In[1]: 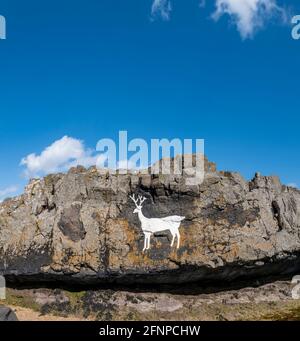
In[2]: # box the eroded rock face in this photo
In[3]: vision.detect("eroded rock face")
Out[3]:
[0,158,300,285]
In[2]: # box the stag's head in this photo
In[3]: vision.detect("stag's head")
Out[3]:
[129,194,147,214]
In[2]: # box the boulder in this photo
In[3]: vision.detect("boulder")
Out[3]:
[0,157,299,285]
[0,306,18,321]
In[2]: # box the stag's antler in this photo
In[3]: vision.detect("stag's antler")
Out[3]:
[138,195,147,206]
[129,194,147,207]
[129,194,139,207]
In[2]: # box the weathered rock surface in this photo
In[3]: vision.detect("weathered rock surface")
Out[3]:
[4,281,300,321]
[0,157,300,285]
[0,306,18,321]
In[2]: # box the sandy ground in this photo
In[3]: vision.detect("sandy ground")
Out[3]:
[8,305,90,321]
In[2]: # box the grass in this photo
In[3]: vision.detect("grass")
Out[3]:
[0,289,40,312]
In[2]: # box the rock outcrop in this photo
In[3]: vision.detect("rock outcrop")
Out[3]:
[0,157,300,285]
[0,306,18,321]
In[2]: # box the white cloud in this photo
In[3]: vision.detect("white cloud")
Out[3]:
[20,136,148,179]
[212,0,285,39]
[118,160,135,170]
[117,160,148,171]
[20,136,99,178]
[0,185,19,202]
[151,0,172,21]
[151,0,286,39]
[287,183,298,189]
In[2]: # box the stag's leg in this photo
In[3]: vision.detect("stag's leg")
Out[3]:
[147,234,151,250]
[176,231,181,249]
[170,231,176,247]
[142,234,147,252]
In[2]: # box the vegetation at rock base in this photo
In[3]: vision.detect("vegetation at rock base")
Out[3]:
[1,281,300,321]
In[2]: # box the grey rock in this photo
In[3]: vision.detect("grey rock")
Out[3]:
[0,306,18,321]
[0,157,300,285]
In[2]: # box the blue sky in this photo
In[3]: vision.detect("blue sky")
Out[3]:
[0,0,300,200]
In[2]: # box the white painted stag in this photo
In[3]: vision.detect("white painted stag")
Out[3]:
[129,194,185,252]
